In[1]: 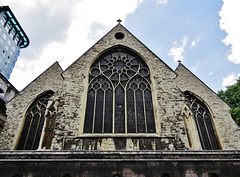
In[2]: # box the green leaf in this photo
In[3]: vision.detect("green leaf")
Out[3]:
[217,79,240,125]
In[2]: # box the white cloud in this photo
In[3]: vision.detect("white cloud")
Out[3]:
[190,35,201,48]
[191,41,197,48]
[219,1,240,64]
[209,72,213,76]
[4,0,144,90]
[168,36,188,63]
[222,73,239,90]
[191,60,200,72]
[156,0,168,5]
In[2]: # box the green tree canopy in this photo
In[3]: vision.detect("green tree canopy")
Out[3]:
[218,78,240,125]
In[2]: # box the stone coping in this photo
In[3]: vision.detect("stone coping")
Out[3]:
[0,150,240,162]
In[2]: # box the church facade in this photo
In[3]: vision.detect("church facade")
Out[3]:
[0,24,240,177]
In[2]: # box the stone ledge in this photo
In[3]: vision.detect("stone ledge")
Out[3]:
[63,137,177,150]
[1,150,240,162]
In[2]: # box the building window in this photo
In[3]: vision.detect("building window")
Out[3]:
[0,69,5,76]
[16,91,54,150]
[0,15,6,26]
[10,28,16,39]
[8,39,11,46]
[14,35,20,45]
[12,45,16,52]
[2,33,7,40]
[115,32,125,40]
[84,47,156,134]
[7,56,11,65]
[5,21,12,32]
[186,93,220,150]
[5,45,9,51]
[2,50,6,57]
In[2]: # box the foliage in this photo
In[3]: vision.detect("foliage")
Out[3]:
[218,79,240,125]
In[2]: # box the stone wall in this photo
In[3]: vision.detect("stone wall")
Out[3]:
[175,63,240,149]
[0,113,5,133]
[0,24,239,151]
[50,24,188,150]
[0,73,18,134]
[0,62,63,150]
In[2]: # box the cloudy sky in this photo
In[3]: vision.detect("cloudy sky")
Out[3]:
[1,0,240,92]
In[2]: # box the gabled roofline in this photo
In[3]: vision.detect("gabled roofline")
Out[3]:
[63,23,177,76]
[20,61,63,93]
[0,73,18,93]
[175,63,216,93]
[116,24,177,75]
[0,6,30,48]
[175,63,233,110]
[63,23,123,72]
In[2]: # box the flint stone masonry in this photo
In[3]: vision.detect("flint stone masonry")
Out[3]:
[0,24,239,152]
[175,64,240,149]
[0,62,63,150]
[49,24,188,150]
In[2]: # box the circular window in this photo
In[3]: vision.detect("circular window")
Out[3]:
[115,32,125,40]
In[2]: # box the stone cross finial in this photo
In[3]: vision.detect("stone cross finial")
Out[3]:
[177,60,182,64]
[117,19,122,23]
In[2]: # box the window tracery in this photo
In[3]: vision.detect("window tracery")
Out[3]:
[84,47,156,134]
[186,93,220,150]
[17,91,54,150]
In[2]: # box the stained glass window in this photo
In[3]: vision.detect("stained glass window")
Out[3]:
[84,47,156,134]
[17,91,54,150]
[187,93,220,150]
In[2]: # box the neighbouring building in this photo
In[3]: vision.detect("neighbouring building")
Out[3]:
[0,73,18,133]
[0,6,29,79]
[0,23,240,177]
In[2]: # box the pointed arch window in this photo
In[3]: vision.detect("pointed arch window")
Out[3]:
[84,47,156,134]
[186,93,220,150]
[17,91,54,150]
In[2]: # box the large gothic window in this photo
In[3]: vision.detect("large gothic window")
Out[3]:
[84,47,156,134]
[186,93,220,150]
[17,91,54,150]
